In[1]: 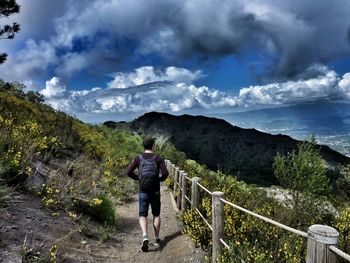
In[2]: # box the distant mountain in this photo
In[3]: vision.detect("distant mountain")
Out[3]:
[124,112,349,186]
[211,101,350,155]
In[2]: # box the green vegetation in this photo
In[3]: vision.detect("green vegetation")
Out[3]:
[160,137,350,262]
[273,136,332,227]
[21,241,58,263]
[0,183,10,208]
[0,80,143,227]
[337,164,350,203]
[74,194,116,226]
[177,160,306,262]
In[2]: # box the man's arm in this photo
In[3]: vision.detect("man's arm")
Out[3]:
[158,158,169,182]
[127,156,139,180]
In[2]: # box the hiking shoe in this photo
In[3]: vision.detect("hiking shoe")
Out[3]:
[141,235,149,252]
[154,238,161,249]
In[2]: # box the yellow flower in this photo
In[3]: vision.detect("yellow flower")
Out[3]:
[68,211,77,219]
[92,198,103,206]
[50,244,58,262]
[25,166,32,174]
[103,170,111,177]
[45,198,54,206]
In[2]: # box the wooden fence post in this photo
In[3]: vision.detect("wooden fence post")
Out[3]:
[176,170,182,210]
[168,161,172,175]
[173,167,179,194]
[191,177,201,210]
[181,172,188,213]
[166,160,171,180]
[306,224,339,263]
[212,191,224,263]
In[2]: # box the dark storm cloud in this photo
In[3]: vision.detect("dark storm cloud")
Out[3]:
[1,0,350,82]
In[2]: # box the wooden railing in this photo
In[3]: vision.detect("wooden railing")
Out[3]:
[165,160,350,263]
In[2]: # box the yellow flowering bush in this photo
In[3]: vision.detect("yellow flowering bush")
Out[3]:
[181,210,212,248]
[74,194,115,226]
[177,159,319,262]
[49,245,59,263]
[336,208,350,253]
[0,113,60,184]
[68,211,77,220]
[72,122,106,159]
[91,198,103,206]
[40,184,62,212]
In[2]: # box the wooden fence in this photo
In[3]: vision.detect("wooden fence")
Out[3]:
[165,160,350,263]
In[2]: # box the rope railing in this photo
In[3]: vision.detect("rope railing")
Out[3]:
[220,198,308,238]
[165,160,350,263]
[185,195,192,204]
[195,208,213,231]
[197,182,212,195]
[330,245,350,262]
[220,238,230,249]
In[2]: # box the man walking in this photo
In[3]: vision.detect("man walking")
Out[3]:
[127,137,169,252]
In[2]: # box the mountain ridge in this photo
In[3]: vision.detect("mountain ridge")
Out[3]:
[108,111,350,185]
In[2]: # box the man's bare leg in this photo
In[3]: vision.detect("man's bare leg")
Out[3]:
[140,216,149,252]
[153,216,161,239]
[139,216,148,236]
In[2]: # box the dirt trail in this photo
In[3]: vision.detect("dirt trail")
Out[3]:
[114,184,205,263]
[0,184,205,263]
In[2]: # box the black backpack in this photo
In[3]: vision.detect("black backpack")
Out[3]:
[138,154,159,192]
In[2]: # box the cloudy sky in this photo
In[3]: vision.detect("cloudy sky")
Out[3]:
[1,0,350,122]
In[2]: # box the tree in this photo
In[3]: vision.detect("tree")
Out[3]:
[0,79,25,98]
[0,0,20,63]
[336,164,350,201]
[273,136,331,226]
[25,91,44,104]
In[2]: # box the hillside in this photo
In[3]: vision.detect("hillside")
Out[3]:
[0,81,204,262]
[125,112,349,185]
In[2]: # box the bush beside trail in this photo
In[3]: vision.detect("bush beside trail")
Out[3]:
[0,80,143,232]
[160,141,350,262]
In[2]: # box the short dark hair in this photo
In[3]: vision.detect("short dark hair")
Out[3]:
[143,137,155,150]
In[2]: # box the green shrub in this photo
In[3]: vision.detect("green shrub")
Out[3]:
[177,158,316,262]
[273,137,332,227]
[0,162,27,186]
[0,183,10,208]
[74,195,116,226]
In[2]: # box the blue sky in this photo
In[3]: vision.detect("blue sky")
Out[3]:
[1,0,350,122]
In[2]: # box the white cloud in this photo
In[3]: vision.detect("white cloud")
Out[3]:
[339,73,350,99]
[238,66,340,106]
[39,67,237,117]
[107,66,202,89]
[0,39,58,83]
[39,65,350,123]
[55,52,89,78]
[41,77,66,98]
[22,80,41,91]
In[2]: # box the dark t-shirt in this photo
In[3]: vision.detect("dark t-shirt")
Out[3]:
[127,152,169,192]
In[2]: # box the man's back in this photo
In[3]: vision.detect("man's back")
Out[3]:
[127,152,168,193]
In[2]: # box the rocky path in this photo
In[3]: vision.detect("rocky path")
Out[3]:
[0,184,205,263]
